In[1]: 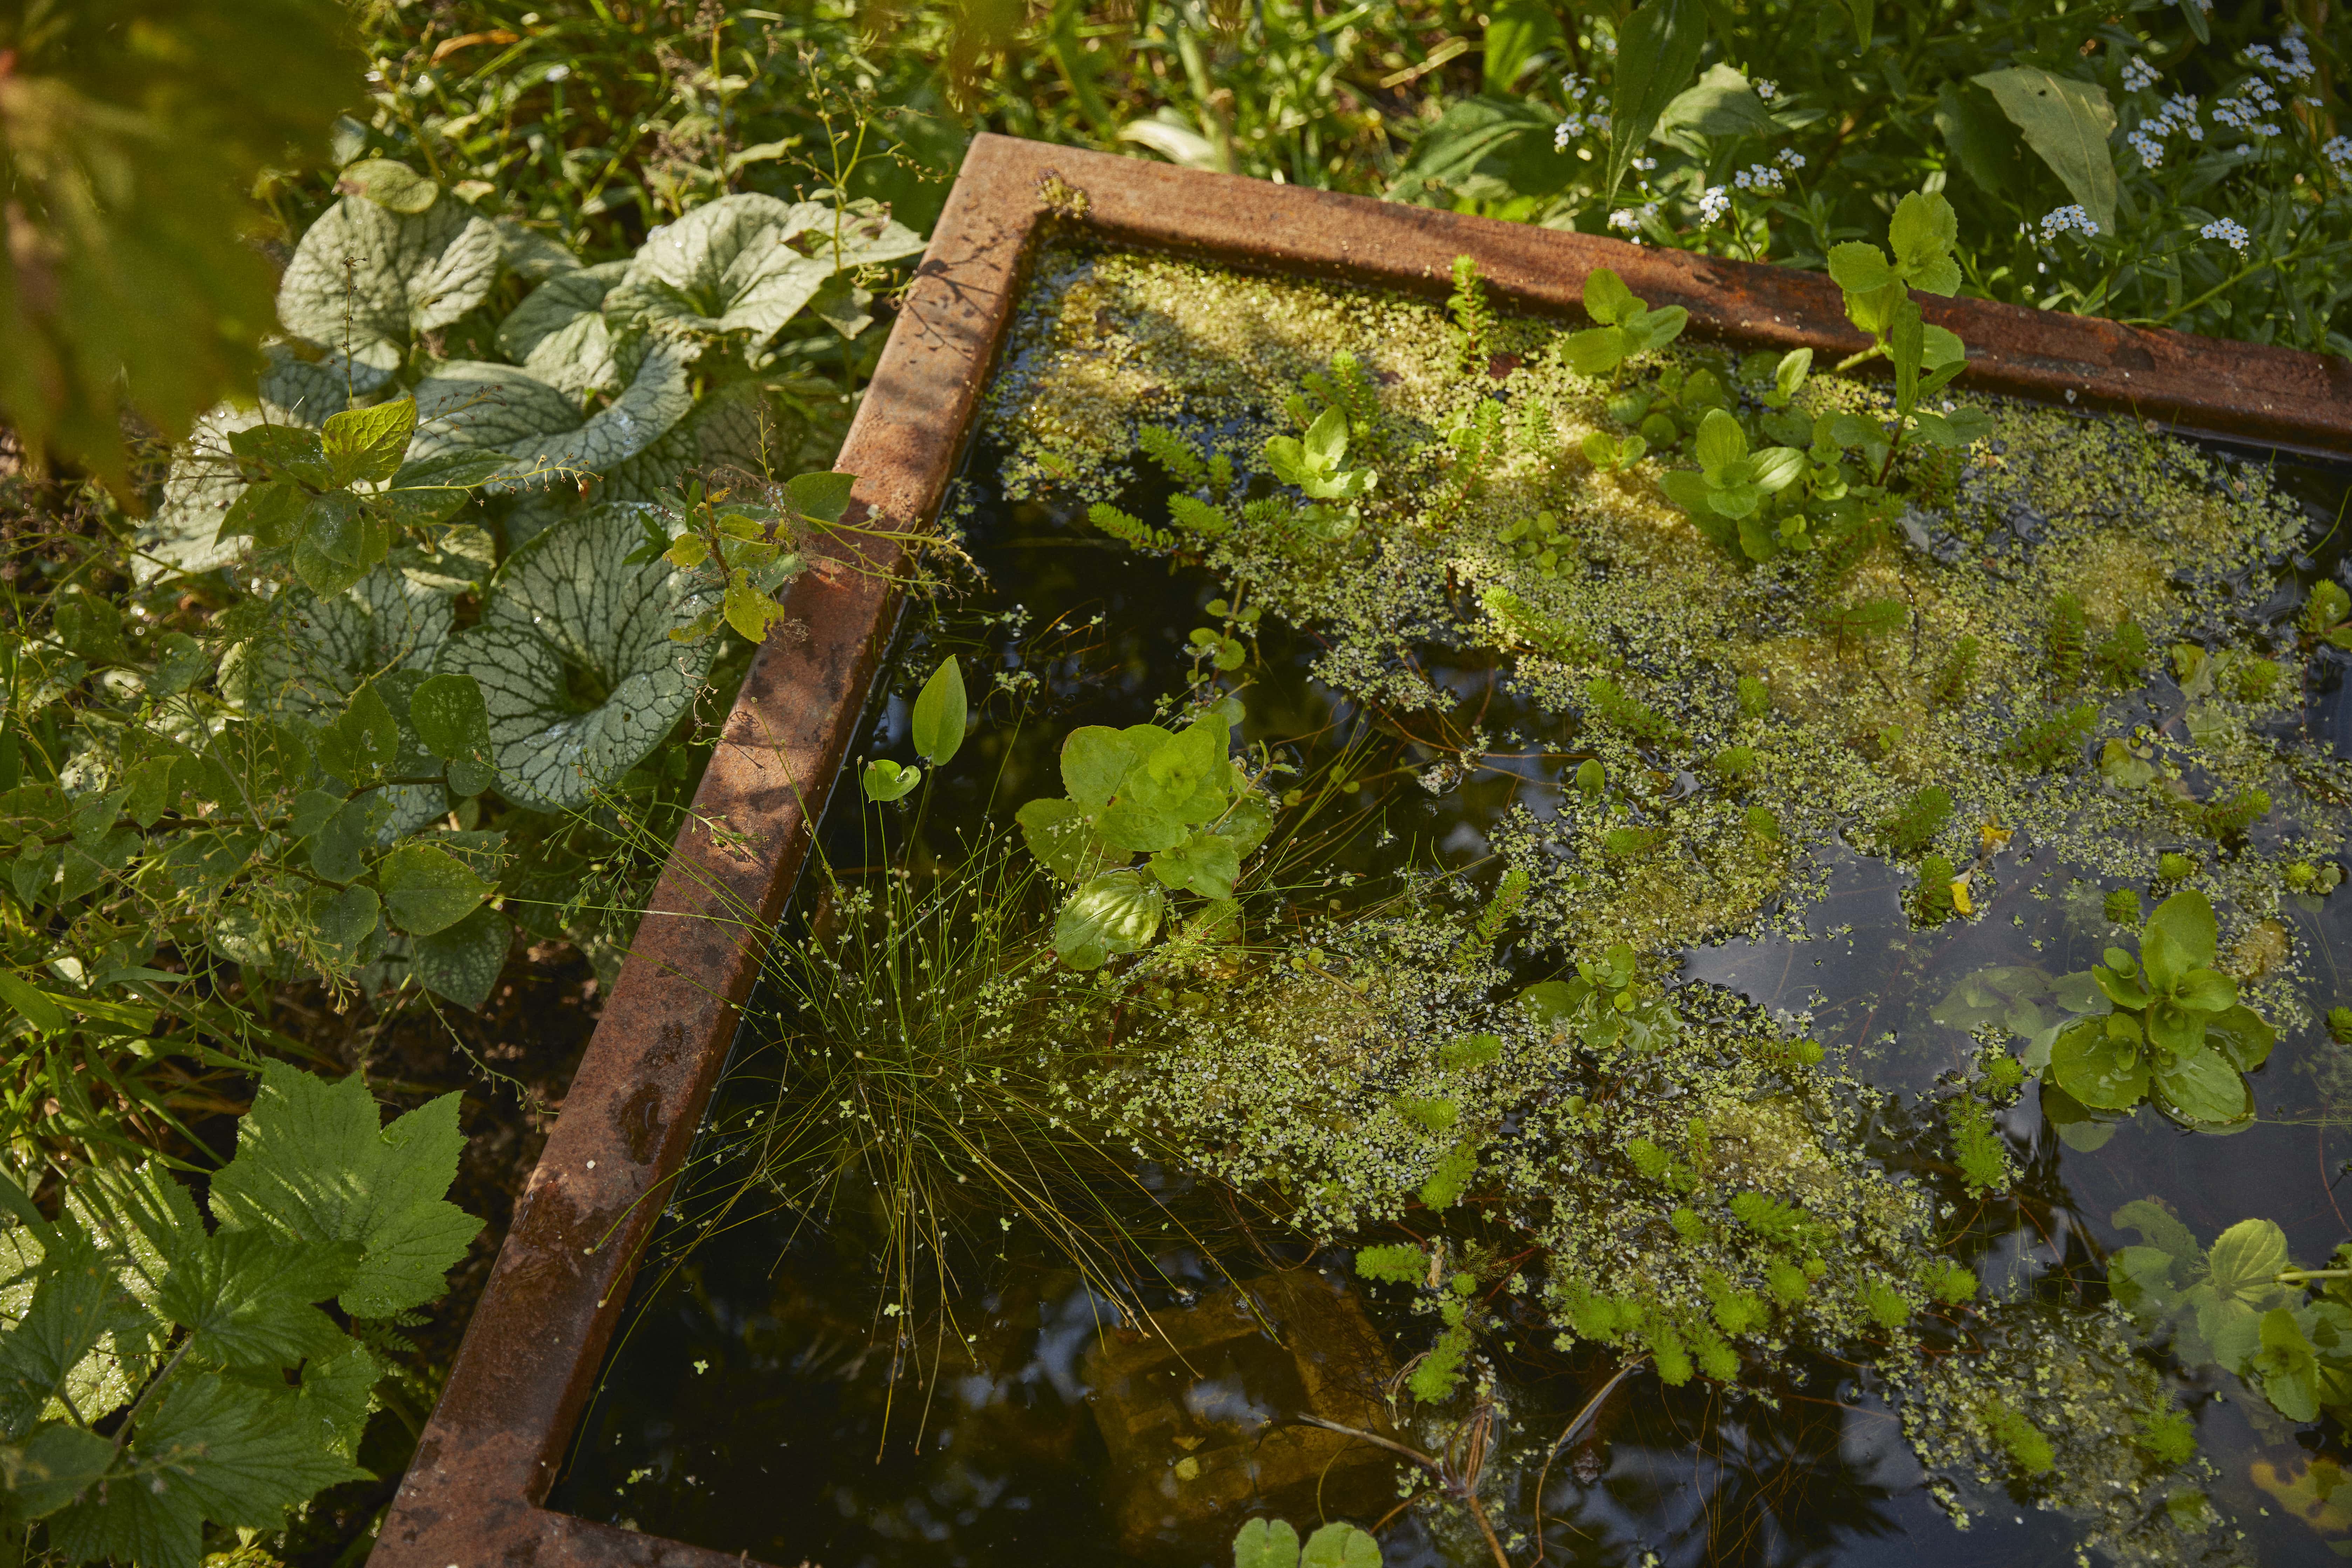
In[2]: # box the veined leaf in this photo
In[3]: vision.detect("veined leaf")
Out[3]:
[276,190,504,362]
[206,1062,480,1319]
[378,843,493,936]
[495,262,628,396]
[434,505,717,810]
[611,194,922,352]
[1054,869,1165,970]
[151,1230,354,1370]
[50,1375,370,1568]
[409,343,697,492]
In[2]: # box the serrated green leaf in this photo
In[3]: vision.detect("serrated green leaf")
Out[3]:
[411,905,511,1011]
[207,1062,479,1319]
[433,505,715,810]
[0,1421,114,1518]
[153,1230,355,1369]
[911,656,968,768]
[377,843,492,936]
[0,1214,155,1438]
[53,1374,370,1568]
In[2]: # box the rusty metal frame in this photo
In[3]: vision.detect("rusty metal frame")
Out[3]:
[371,131,2352,1568]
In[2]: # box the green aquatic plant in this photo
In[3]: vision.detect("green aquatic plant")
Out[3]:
[1659,410,1805,562]
[1233,1518,1381,1568]
[1564,266,1688,386]
[1521,943,1679,1057]
[2108,1205,2352,1426]
[2045,890,2275,1129]
[1015,707,1274,968]
[1880,786,1954,857]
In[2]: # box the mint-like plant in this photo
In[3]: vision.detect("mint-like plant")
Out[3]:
[1521,944,1680,1056]
[1564,266,1689,384]
[1659,409,1805,560]
[2109,1205,2352,1425]
[0,1062,478,1568]
[1015,711,1273,969]
[2045,890,2274,1128]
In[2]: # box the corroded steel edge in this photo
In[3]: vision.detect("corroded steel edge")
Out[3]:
[373,132,2351,1568]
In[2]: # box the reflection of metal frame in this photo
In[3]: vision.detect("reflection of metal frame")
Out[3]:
[371,131,2352,1568]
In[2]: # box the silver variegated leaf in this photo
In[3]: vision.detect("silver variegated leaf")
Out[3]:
[409,341,695,492]
[276,192,503,359]
[492,216,583,282]
[434,504,717,811]
[495,261,627,396]
[220,568,454,838]
[609,195,920,354]
[136,405,268,582]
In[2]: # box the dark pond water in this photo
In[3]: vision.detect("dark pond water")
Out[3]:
[548,417,2352,1567]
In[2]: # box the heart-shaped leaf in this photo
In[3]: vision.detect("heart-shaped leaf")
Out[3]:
[433,505,716,810]
[378,842,492,936]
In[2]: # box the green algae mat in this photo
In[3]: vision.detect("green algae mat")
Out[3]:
[552,242,2352,1568]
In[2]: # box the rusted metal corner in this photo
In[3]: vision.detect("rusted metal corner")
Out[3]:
[370,132,2351,1568]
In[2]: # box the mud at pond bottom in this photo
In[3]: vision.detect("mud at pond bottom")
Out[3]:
[1089,1268,1402,1557]
[550,1235,1412,1568]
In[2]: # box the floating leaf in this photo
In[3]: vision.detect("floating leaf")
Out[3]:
[434,505,717,810]
[1053,869,1165,969]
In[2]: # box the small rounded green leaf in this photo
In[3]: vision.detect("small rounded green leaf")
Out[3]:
[1053,869,1164,970]
[1301,1522,1382,1568]
[2206,1219,2290,1302]
[2048,1017,2148,1111]
[861,759,921,802]
[408,672,492,763]
[322,397,420,486]
[1233,1518,1302,1568]
[787,470,857,524]
[2151,1047,2253,1130]
[378,843,493,936]
[1582,266,1638,326]
[413,905,513,1010]
[910,656,968,768]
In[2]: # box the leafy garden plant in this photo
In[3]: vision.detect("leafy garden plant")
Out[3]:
[1015,708,1274,969]
[2044,890,2276,1129]
[0,1063,477,1568]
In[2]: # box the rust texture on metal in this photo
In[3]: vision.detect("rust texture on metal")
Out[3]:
[372,132,2350,1568]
